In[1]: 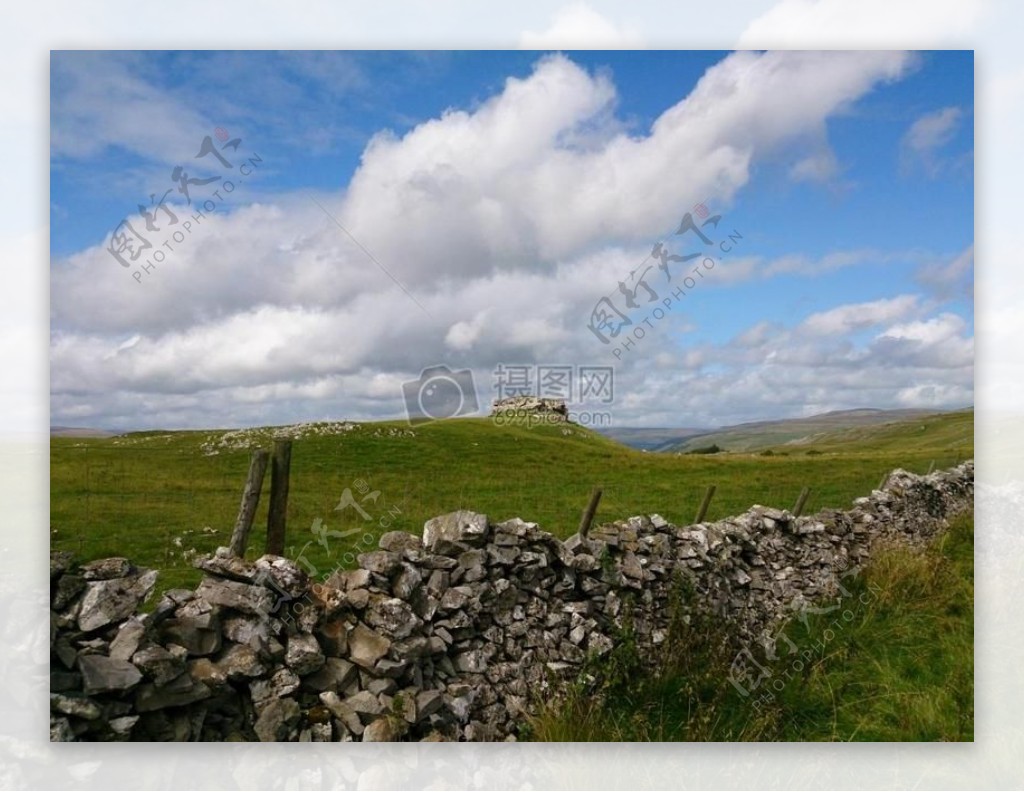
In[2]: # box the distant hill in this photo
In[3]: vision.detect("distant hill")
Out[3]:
[595,426,710,451]
[781,408,973,456]
[50,426,116,438]
[663,408,961,454]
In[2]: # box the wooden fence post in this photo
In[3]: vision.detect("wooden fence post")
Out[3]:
[265,439,293,556]
[878,472,889,491]
[578,487,602,537]
[792,486,811,518]
[229,449,269,557]
[695,485,716,523]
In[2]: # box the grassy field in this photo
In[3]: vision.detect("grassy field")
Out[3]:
[527,509,973,741]
[50,411,972,594]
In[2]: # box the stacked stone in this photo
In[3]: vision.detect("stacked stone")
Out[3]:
[489,396,569,419]
[49,462,973,742]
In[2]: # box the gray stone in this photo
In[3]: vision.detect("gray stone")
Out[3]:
[285,633,324,675]
[77,569,158,632]
[222,614,278,649]
[50,551,75,581]
[346,588,370,610]
[303,657,358,693]
[135,674,211,712]
[365,676,398,696]
[392,563,423,599]
[109,616,147,661]
[620,552,644,580]
[161,614,222,657]
[250,668,301,708]
[346,690,383,721]
[374,658,410,678]
[416,689,444,720]
[193,552,260,584]
[362,715,402,742]
[52,574,85,611]
[357,550,401,576]
[423,510,489,553]
[81,557,131,580]
[109,715,138,738]
[326,568,371,591]
[253,555,309,598]
[216,643,266,679]
[78,654,143,695]
[315,618,349,656]
[50,670,80,692]
[348,623,391,670]
[439,585,473,611]
[365,597,420,640]
[378,531,422,553]
[195,576,276,616]
[50,693,101,720]
[254,697,301,742]
[319,691,363,735]
[50,716,73,742]
[454,649,488,674]
[188,657,227,690]
[132,644,187,686]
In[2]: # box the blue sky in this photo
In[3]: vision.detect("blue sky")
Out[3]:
[50,50,973,429]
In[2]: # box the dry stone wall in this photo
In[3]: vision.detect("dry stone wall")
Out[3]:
[50,462,973,742]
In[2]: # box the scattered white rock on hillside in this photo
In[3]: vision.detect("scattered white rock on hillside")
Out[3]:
[200,422,361,455]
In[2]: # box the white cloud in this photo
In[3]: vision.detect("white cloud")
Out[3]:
[739,0,987,47]
[800,295,920,335]
[51,53,212,163]
[901,106,965,176]
[519,3,644,49]
[789,147,840,184]
[51,50,964,430]
[915,245,974,300]
[338,51,911,276]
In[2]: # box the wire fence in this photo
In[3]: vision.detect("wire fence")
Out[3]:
[50,438,969,591]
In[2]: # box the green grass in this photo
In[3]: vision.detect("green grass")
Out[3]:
[785,408,974,456]
[526,510,974,742]
[51,412,972,594]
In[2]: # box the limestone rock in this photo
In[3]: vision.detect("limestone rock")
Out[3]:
[423,511,489,553]
[132,644,187,686]
[254,697,301,742]
[348,623,391,670]
[195,577,276,616]
[285,633,324,675]
[81,557,131,580]
[77,569,158,632]
[78,654,143,695]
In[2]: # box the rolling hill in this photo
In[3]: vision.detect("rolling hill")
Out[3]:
[662,407,961,453]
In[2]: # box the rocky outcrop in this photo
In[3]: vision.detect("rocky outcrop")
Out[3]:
[49,462,973,742]
[490,396,569,420]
